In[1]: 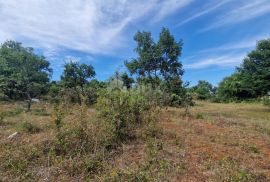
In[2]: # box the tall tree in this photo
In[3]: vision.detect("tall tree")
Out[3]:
[61,61,95,104]
[125,31,159,81]
[125,28,184,93]
[157,28,184,83]
[121,72,134,90]
[237,38,270,97]
[217,37,270,100]
[0,40,52,111]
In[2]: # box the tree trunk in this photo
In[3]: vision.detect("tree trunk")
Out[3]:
[26,93,32,112]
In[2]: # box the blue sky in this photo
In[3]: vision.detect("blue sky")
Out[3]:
[0,0,270,86]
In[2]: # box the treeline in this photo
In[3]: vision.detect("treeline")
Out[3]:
[0,28,193,111]
[0,29,270,109]
[190,38,270,105]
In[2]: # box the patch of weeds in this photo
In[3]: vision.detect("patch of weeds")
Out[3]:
[5,158,28,175]
[51,103,66,129]
[32,108,50,116]
[196,113,204,119]
[83,155,104,175]
[0,112,5,125]
[16,121,41,133]
[255,125,270,136]
[26,147,42,161]
[5,107,24,117]
[144,120,162,139]
[103,168,151,182]
[214,157,262,181]
[175,163,187,175]
[234,169,253,181]
[146,138,163,158]
[159,159,170,174]
[246,144,260,154]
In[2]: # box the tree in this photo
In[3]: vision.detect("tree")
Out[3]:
[157,28,184,85]
[125,31,159,87]
[85,79,107,105]
[217,37,270,101]
[125,28,184,93]
[192,80,215,100]
[61,61,95,104]
[0,40,52,111]
[237,38,270,97]
[121,72,134,89]
[217,73,255,101]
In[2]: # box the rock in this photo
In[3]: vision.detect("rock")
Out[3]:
[7,132,18,139]
[31,98,40,103]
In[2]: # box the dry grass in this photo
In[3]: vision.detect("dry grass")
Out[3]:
[0,101,270,181]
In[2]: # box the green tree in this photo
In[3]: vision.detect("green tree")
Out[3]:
[237,38,270,97]
[0,40,52,111]
[125,31,160,87]
[85,79,107,105]
[121,72,134,89]
[61,61,95,104]
[157,28,184,87]
[192,80,214,100]
[125,28,184,94]
[217,37,270,101]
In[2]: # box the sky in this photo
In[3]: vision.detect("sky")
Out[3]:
[0,0,270,86]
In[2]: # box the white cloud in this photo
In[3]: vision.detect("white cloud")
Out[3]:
[197,33,269,53]
[0,0,191,57]
[184,54,244,69]
[177,0,231,26]
[153,0,193,22]
[200,0,270,31]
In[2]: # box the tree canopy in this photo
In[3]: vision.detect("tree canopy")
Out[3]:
[0,40,52,110]
[191,80,215,100]
[217,38,270,100]
[125,28,184,94]
[61,61,96,104]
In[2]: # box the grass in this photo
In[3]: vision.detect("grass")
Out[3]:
[0,101,270,181]
[16,121,41,133]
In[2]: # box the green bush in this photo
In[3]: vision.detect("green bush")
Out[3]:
[96,89,156,142]
[0,112,5,125]
[262,96,270,106]
[5,107,24,117]
[16,121,41,133]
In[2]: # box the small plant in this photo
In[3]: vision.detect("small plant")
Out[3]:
[5,107,24,117]
[16,121,41,133]
[0,112,5,125]
[247,144,260,154]
[51,103,65,129]
[5,158,28,175]
[196,113,204,119]
[262,96,270,106]
[32,108,50,116]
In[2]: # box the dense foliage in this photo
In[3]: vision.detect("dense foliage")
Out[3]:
[217,38,270,101]
[0,40,52,110]
[191,80,215,100]
[61,61,96,104]
[125,28,186,106]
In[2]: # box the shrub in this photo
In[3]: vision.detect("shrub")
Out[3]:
[16,121,41,133]
[196,113,204,119]
[5,107,24,117]
[262,96,270,106]
[96,89,156,142]
[51,103,66,129]
[0,112,5,125]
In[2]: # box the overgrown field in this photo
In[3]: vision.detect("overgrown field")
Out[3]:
[0,101,270,181]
